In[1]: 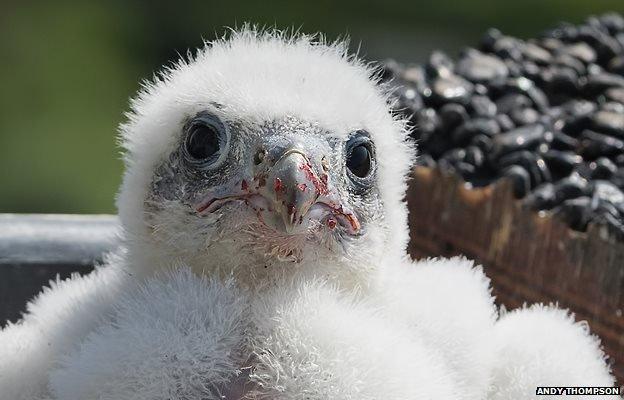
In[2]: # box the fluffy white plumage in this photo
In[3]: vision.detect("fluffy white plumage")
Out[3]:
[0,28,616,399]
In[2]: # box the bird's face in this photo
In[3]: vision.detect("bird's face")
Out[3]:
[117,31,413,281]
[144,109,383,271]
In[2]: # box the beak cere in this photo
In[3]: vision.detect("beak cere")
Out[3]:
[261,150,323,233]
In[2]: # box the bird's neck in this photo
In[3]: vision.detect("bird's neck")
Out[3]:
[121,236,377,293]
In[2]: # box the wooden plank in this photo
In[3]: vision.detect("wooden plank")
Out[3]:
[407,166,624,384]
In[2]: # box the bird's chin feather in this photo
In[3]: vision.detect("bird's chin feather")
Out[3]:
[214,204,344,264]
[143,199,353,275]
[239,220,341,263]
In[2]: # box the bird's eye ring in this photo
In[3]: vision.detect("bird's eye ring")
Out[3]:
[183,113,229,169]
[345,131,375,183]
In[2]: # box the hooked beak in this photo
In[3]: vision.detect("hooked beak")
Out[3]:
[260,149,326,233]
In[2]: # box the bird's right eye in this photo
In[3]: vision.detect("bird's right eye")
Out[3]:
[183,113,229,168]
[186,124,219,160]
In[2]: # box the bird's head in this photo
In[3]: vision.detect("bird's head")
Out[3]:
[116,29,414,283]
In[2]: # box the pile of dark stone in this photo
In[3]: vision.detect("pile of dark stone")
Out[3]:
[383,13,624,237]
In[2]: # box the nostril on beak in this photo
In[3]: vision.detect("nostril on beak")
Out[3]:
[321,155,329,172]
[254,148,267,165]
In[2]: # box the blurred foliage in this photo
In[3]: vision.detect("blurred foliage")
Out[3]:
[1,0,623,214]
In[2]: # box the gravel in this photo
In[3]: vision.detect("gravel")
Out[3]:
[382,13,624,238]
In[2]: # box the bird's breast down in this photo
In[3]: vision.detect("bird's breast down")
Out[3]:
[47,267,461,400]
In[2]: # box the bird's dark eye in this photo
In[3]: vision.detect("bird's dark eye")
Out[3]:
[347,144,372,177]
[346,133,374,179]
[187,124,219,160]
[183,113,229,168]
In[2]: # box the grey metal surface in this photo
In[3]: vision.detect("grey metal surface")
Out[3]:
[0,214,120,325]
[0,213,120,265]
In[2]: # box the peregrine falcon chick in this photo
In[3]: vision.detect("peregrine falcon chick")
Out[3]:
[0,28,616,400]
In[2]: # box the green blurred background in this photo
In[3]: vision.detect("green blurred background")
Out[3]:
[2,0,623,214]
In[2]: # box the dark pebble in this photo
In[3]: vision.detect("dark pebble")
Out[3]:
[579,129,624,158]
[504,59,523,77]
[525,85,551,113]
[522,61,542,80]
[510,107,540,125]
[440,148,466,163]
[491,124,546,158]
[471,134,494,152]
[553,196,592,231]
[438,150,477,177]
[561,99,597,117]
[550,131,579,151]
[402,65,429,91]
[554,173,590,202]
[492,77,550,112]
[465,145,485,168]
[456,49,509,82]
[599,13,624,34]
[474,83,489,95]
[526,183,558,209]
[582,73,624,96]
[590,110,624,137]
[589,157,618,179]
[503,165,531,198]
[561,42,597,64]
[431,74,474,105]
[495,114,516,131]
[499,150,551,187]
[592,180,624,206]
[492,35,524,62]
[540,38,564,52]
[543,150,583,176]
[426,50,454,78]
[543,67,579,97]
[608,56,624,75]
[562,115,592,137]
[546,22,578,42]
[601,213,624,238]
[469,95,497,117]
[602,102,624,114]
[592,197,621,221]
[455,161,477,177]
[496,93,532,114]
[425,133,455,159]
[439,103,469,131]
[452,118,500,145]
[480,28,503,52]
[552,53,586,75]
[616,32,624,50]
[523,42,552,64]
[587,63,603,75]
[576,25,620,64]
[436,158,455,174]
[605,86,624,104]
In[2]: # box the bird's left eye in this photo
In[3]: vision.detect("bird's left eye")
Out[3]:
[345,132,375,181]
[347,143,372,178]
[183,113,229,168]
